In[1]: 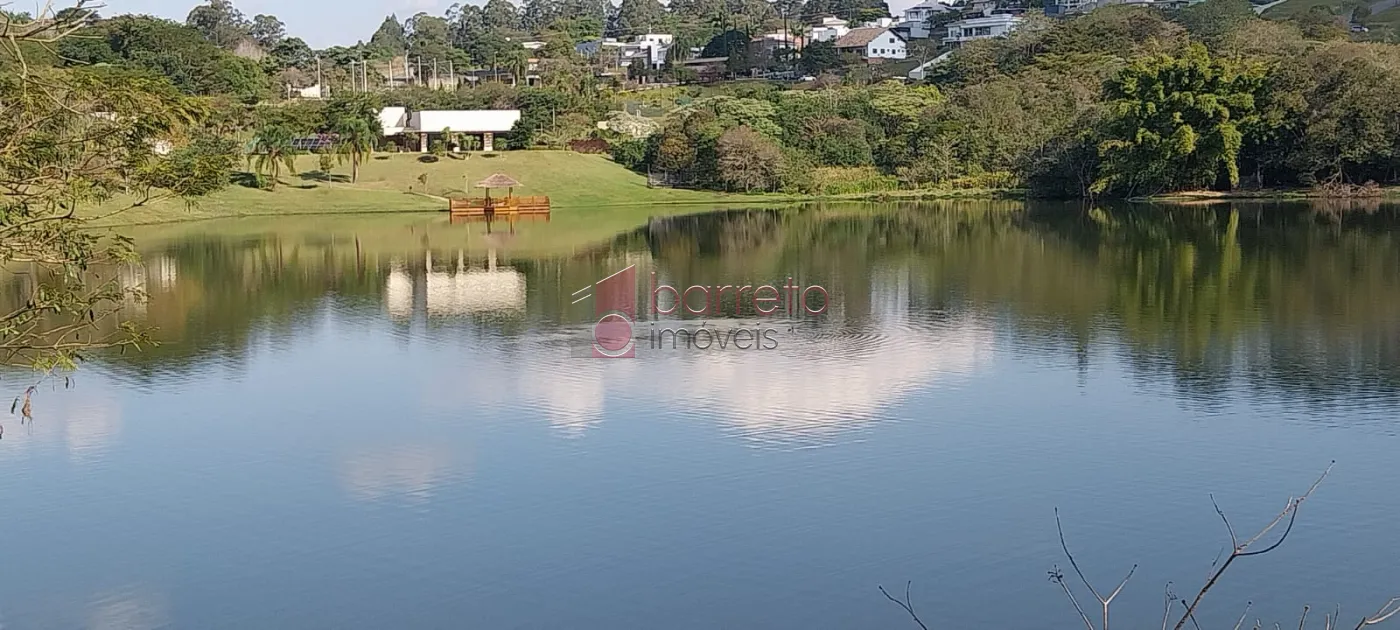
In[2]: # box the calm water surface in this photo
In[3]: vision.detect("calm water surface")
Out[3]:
[2,201,1400,629]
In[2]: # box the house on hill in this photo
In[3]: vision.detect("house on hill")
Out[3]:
[943,13,1022,45]
[898,0,959,38]
[806,16,851,42]
[750,32,804,64]
[834,27,908,62]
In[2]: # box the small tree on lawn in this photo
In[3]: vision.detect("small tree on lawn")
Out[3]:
[249,123,300,190]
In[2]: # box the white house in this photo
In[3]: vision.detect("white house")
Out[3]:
[379,107,408,136]
[379,108,522,152]
[943,13,1023,45]
[806,16,851,42]
[635,33,675,67]
[899,0,958,38]
[834,27,908,61]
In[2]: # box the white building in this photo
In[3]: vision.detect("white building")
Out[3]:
[834,27,908,61]
[636,33,675,67]
[943,13,1023,45]
[379,108,522,152]
[379,107,408,136]
[806,16,851,42]
[295,83,326,99]
[899,0,958,38]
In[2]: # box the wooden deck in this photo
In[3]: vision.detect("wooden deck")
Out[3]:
[449,195,551,220]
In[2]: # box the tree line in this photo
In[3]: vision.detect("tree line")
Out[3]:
[611,0,1400,197]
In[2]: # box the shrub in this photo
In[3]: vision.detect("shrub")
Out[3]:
[803,117,874,167]
[568,138,611,154]
[946,170,1020,190]
[610,138,648,170]
[805,167,900,195]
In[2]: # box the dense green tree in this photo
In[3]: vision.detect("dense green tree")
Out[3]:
[655,133,698,171]
[801,117,874,166]
[249,14,285,48]
[483,0,523,31]
[370,15,408,51]
[523,0,562,31]
[800,40,841,74]
[66,15,269,99]
[615,0,670,35]
[551,16,605,43]
[186,0,250,48]
[407,13,455,60]
[1289,6,1349,40]
[266,36,314,72]
[1170,0,1257,45]
[1094,43,1265,195]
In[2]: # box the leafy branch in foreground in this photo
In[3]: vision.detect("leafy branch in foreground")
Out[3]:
[883,462,1400,630]
[1,2,233,375]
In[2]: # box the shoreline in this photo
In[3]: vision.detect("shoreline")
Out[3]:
[87,187,1029,228]
[1139,188,1400,202]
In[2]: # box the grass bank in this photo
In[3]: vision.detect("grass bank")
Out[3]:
[87,151,735,226]
[84,151,1021,227]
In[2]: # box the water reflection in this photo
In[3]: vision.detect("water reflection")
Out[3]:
[339,445,459,503]
[3,201,1396,416]
[87,586,170,630]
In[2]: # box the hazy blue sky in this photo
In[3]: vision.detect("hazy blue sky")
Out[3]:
[102,0,922,49]
[107,0,457,48]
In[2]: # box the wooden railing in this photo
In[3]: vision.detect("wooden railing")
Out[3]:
[449,195,551,216]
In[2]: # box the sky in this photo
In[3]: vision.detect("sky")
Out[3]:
[105,0,460,48]
[101,0,923,49]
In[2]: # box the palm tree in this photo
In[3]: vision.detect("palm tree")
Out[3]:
[333,115,377,183]
[248,123,300,190]
[502,47,529,84]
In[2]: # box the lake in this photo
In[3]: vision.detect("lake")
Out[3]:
[2,200,1400,629]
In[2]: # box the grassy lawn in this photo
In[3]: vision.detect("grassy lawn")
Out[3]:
[84,150,1020,228]
[86,151,736,226]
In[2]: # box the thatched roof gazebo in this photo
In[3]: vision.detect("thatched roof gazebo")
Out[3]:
[476,173,521,201]
[449,172,549,219]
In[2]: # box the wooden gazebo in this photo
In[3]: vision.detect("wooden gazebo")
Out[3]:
[448,172,551,220]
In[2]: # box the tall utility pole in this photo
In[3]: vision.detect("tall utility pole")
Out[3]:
[433,58,439,90]
[448,60,455,89]
[362,59,369,92]
[417,57,424,88]
[349,60,358,93]
[404,53,411,87]
[316,57,323,97]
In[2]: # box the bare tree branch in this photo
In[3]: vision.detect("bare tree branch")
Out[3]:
[1234,602,1254,630]
[1172,462,1336,630]
[1055,508,1138,630]
[1356,598,1400,629]
[879,581,930,630]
